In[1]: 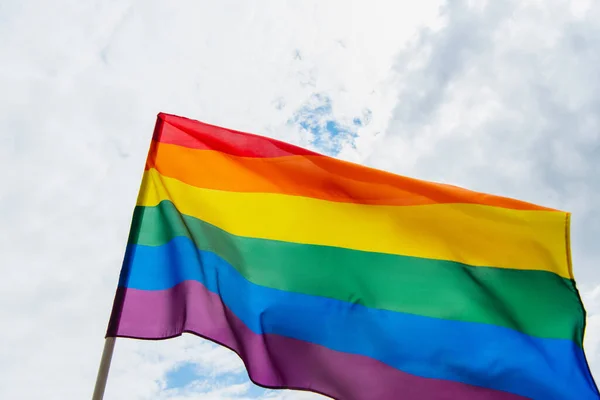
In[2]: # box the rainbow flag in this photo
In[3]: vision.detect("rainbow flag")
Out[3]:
[107,113,598,399]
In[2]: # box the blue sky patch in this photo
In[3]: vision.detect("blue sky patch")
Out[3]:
[288,93,370,156]
[165,362,199,389]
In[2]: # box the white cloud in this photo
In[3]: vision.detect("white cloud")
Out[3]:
[3,0,600,399]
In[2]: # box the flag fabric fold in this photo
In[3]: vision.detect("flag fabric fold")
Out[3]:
[107,112,599,399]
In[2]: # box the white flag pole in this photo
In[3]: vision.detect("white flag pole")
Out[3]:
[92,337,116,399]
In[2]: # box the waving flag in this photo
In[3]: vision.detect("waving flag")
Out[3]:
[107,113,598,399]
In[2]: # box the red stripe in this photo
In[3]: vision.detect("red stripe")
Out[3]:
[154,113,320,158]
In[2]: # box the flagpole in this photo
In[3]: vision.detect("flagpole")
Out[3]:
[92,337,116,400]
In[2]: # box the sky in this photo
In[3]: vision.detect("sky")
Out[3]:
[2,0,600,398]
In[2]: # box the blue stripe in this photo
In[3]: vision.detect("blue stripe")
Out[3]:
[119,236,599,400]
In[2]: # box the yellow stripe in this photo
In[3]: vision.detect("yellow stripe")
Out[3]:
[139,169,570,279]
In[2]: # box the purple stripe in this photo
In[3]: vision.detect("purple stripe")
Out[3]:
[107,281,526,400]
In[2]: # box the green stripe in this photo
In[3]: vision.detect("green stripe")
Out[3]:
[129,200,584,344]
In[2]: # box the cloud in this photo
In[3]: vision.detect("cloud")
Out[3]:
[3,0,600,398]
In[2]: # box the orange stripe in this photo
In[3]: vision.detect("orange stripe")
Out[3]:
[146,141,556,210]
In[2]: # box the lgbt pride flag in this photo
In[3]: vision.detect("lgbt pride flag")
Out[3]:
[107,113,599,399]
